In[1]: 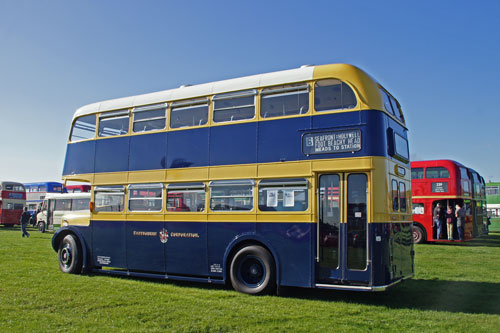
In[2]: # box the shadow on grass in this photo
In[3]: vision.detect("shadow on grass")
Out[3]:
[279,278,500,315]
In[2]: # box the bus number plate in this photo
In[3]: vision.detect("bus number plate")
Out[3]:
[302,129,361,155]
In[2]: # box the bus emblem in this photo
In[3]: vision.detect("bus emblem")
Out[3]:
[159,228,169,243]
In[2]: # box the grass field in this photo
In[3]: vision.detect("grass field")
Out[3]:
[1,226,500,332]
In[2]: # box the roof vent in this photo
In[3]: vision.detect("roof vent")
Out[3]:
[179,84,192,88]
[300,64,313,68]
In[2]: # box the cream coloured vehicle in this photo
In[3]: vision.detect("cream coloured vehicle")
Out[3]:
[37,193,90,232]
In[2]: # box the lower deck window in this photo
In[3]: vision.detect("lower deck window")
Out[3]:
[258,178,308,211]
[128,184,163,212]
[210,180,254,211]
[167,183,205,212]
[94,186,125,212]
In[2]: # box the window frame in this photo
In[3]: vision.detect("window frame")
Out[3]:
[314,79,358,112]
[166,182,206,213]
[212,89,257,123]
[70,114,97,142]
[426,167,450,179]
[209,179,255,212]
[127,183,164,212]
[258,178,309,212]
[392,179,399,211]
[94,185,126,212]
[98,109,130,137]
[132,103,167,133]
[170,98,209,129]
[260,83,309,119]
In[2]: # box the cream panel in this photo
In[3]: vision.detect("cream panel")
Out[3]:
[209,165,258,180]
[166,167,209,182]
[257,161,311,178]
[208,213,256,223]
[164,213,208,222]
[93,172,128,185]
[128,170,167,184]
[256,213,312,223]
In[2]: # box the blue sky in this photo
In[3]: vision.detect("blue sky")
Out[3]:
[1,0,499,183]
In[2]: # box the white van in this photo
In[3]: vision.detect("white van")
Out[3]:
[37,193,90,232]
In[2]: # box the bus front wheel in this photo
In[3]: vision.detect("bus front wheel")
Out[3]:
[58,235,82,274]
[229,245,275,295]
[38,221,46,233]
[412,225,425,244]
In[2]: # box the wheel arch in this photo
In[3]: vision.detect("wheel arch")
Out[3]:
[223,234,280,286]
[411,221,427,243]
[52,227,89,271]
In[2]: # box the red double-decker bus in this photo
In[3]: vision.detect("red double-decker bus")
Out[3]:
[0,181,26,226]
[411,160,474,243]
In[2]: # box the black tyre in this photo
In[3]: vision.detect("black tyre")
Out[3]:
[230,245,275,295]
[38,221,46,233]
[412,225,426,244]
[58,234,82,274]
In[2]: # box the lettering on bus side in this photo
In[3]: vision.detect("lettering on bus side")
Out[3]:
[302,129,361,155]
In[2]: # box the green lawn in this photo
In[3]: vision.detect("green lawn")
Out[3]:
[1,226,500,332]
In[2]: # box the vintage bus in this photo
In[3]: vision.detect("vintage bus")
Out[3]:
[0,181,26,226]
[24,182,64,214]
[37,192,91,233]
[411,160,474,243]
[52,63,413,294]
[65,184,91,193]
[468,168,487,236]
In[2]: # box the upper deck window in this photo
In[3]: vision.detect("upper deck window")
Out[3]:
[411,168,424,179]
[132,103,167,133]
[394,133,409,161]
[260,84,309,118]
[381,89,396,116]
[460,167,469,180]
[389,95,404,123]
[426,167,450,179]
[170,98,208,129]
[128,183,163,212]
[314,79,356,112]
[98,110,130,137]
[4,184,25,191]
[213,90,256,123]
[70,114,96,142]
[258,178,308,211]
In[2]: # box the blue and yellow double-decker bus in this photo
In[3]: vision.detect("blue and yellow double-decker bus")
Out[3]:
[53,64,413,294]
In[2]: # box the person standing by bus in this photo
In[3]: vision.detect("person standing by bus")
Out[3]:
[20,207,31,238]
[445,205,454,240]
[455,204,465,241]
[433,203,444,240]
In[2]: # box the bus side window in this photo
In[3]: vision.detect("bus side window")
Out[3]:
[392,179,399,211]
[315,79,357,112]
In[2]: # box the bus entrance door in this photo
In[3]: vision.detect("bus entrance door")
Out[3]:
[316,173,370,286]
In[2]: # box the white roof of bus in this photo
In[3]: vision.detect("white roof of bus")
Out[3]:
[44,192,91,200]
[73,65,316,120]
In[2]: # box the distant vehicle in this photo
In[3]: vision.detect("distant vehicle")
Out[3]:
[37,193,90,233]
[53,63,413,294]
[24,182,64,214]
[411,160,475,243]
[0,181,26,226]
[65,185,91,193]
[467,168,487,236]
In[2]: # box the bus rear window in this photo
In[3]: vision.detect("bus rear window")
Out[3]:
[411,168,424,179]
[70,114,96,142]
[261,84,309,118]
[426,167,449,179]
[315,79,356,112]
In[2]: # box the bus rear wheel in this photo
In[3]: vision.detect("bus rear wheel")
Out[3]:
[412,225,425,244]
[58,235,82,274]
[230,245,275,295]
[38,221,46,233]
